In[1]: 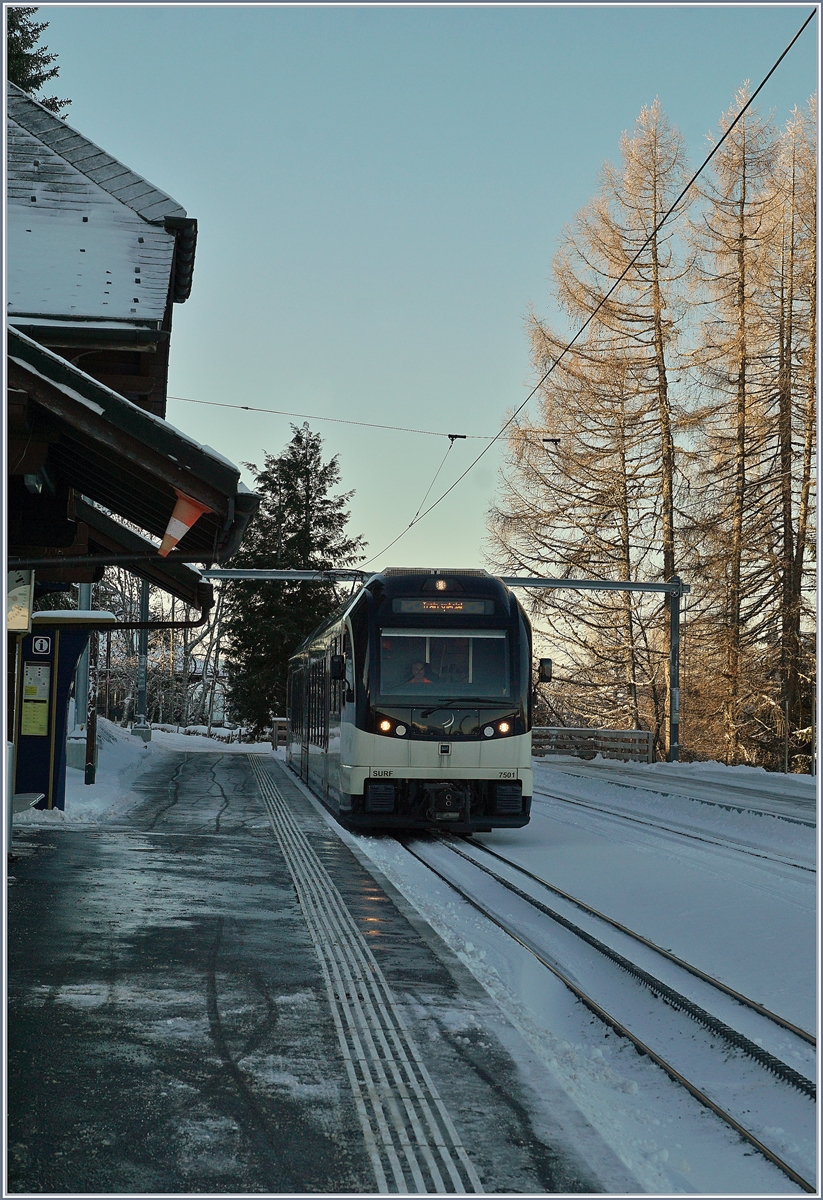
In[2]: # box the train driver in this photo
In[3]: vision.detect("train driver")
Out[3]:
[407,660,435,685]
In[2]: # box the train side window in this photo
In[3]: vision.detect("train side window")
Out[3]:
[330,635,344,717]
[349,596,369,699]
[308,654,329,750]
[289,665,303,738]
[343,629,355,704]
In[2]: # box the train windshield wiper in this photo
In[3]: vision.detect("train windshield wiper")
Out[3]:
[420,698,486,715]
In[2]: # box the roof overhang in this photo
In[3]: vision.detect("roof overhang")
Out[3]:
[8,327,259,564]
[74,498,215,610]
[9,319,165,353]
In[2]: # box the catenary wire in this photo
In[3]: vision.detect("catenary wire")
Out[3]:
[367,7,817,557]
[168,395,493,441]
[360,439,458,567]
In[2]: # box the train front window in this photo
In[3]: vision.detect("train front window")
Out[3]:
[379,629,509,699]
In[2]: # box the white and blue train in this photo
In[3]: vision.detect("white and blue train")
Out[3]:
[287,568,541,832]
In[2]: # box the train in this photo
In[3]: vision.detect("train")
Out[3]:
[286,568,541,832]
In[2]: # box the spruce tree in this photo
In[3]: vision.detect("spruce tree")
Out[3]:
[7,7,70,113]
[223,424,365,732]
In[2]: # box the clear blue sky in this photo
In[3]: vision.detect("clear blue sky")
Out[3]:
[37,4,817,571]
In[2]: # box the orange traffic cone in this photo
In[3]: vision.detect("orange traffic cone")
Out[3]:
[159,490,213,557]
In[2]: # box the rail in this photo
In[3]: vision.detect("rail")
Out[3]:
[400,837,816,1192]
[532,726,654,763]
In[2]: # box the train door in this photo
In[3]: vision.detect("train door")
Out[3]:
[322,651,330,803]
[300,658,309,782]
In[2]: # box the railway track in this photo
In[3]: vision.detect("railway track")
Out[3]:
[467,839,815,1048]
[535,762,816,827]
[398,833,817,1194]
[532,787,816,873]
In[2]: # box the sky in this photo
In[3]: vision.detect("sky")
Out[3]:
[33,3,818,572]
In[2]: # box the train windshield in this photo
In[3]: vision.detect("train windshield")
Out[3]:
[379,628,510,699]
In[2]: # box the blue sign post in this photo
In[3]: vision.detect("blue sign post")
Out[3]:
[14,624,92,811]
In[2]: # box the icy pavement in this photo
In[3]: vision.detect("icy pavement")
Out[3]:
[8,734,631,1193]
[9,732,817,1193]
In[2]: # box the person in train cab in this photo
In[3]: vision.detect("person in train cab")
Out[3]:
[407,660,435,685]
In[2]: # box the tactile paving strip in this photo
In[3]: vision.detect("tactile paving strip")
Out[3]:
[249,755,484,1195]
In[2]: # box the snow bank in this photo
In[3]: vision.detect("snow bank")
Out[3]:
[13,719,275,826]
[147,727,275,754]
[550,753,816,798]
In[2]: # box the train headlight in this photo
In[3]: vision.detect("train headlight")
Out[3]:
[379,719,392,733]
[483,725,494,738]
[435,579,448,591]
[498,720,511,734]
[395,725,407,737]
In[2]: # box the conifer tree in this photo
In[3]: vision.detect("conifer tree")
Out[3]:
[490,100,691,756]
[688,91,780,762]
[760,100,817,762]
[223,424,365,732]
[7,7,70,113]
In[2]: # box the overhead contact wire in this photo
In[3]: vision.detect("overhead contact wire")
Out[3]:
[370,7,818,554]
[361,438,459,568]
[168,395,492,441]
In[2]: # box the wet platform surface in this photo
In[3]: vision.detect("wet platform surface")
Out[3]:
[7,751,633,1193]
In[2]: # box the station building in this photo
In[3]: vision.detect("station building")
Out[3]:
[6,81,259,812]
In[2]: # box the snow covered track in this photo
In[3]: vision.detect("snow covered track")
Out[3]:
[439,838,815,1093]
[540,759,817,827]
[533,787,816,873]
[400,835,817,1193]
[248,757,484,1195]
[468,838,815,1048]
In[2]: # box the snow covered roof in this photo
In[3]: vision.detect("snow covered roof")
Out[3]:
[8,327,259,563]
[7,83,186,222]
[6,82,196,326]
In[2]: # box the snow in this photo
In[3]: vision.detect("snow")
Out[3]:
[7,115,175,323]
[13,732,816,1192]
[12,719,275,827]
[10,318,161,331]
[198,443,245,472]
[544,754,816,822]
[524,759,817,1028]
[32,610,117,623]
[8,355,105,413]
[284,757,817,1194]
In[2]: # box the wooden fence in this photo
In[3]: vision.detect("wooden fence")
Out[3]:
[532,727,654,764]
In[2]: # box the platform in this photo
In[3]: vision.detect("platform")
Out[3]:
[7,750,636,1193]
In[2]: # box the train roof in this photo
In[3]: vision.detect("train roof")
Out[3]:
[380,568,491,577]
[366,569,506,595]
[291,569,524,656]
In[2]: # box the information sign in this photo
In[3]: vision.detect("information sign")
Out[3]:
[21,662,51,737]
[393,599,494,615]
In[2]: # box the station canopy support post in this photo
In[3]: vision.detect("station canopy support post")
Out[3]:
[131,580,152,742]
